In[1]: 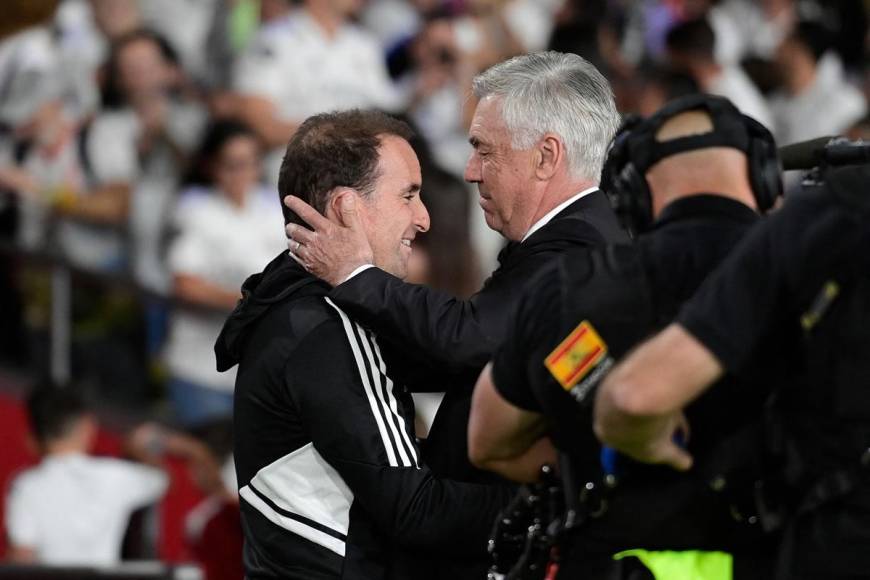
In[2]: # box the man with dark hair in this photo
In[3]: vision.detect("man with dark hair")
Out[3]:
[25,386,90,448]
[665,18,773,129]
[215,109,513,580]
[6,385,218,565]
[278,111,414,226]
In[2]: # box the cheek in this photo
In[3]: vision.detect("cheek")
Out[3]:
[481,158,496,179]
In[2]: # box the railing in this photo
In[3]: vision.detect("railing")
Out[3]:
[0,562,203,580]
[0,241,232,387]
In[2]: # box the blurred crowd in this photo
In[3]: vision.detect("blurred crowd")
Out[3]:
[0,0,867,575]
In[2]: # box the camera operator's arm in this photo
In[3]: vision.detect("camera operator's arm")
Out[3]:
[593,324,721,471]
[468,363,555,483]
[595,169,870,470]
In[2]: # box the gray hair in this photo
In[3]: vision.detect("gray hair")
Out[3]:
[472,51,620,183]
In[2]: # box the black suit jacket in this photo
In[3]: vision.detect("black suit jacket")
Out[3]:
[330,190,626,378]
[328,190,628,576]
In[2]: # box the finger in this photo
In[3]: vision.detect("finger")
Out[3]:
[287,249,307,269]
[285,196,332,231]
[658,441,693,472]
[286,223,317,245]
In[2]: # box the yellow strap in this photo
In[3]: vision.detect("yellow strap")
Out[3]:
[613,549,732,580]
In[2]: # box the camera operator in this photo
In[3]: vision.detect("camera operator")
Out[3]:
[595,153,870,579]
[468,94,783,578]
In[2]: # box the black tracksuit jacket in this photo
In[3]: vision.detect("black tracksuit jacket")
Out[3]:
[215,255,513,579]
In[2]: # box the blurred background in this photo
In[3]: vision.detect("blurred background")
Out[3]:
[0,0,866,578]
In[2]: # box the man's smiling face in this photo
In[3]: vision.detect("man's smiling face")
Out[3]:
[357,135,430,280]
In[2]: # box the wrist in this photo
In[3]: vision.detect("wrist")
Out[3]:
[338,263,374,285]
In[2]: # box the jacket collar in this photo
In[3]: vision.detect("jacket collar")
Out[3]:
[653,194,758,231]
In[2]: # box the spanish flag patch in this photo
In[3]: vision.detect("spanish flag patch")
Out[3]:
[544,320,608,390]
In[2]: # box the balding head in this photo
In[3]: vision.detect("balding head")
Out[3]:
[644,110,757,217]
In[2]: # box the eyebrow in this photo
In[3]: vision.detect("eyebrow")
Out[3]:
[404,182,421,194]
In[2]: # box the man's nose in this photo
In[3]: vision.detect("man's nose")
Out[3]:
[464,152,481,183]
[414,200,431,233]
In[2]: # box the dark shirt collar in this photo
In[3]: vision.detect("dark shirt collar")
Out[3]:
[652,194,759,231]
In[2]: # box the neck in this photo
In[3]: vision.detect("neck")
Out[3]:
[531,179,595,223]
[44,440,86,456]
[519,180,595,241]
[306,3,342,38]
[693,61,723,89]
[226,188,247,208]
[787,63,816,95]
[653,186,756,217]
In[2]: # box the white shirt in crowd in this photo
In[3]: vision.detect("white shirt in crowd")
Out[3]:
[75,102,206,284]
[770,67,867,146]
[5,453,168,566]
[0,26,60,128]
[709,0,793,63]
[136,0,218,83]
[164,185,286,392]
[708,65,775,130]
[234,9,405,184]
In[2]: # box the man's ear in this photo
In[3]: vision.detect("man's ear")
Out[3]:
[535,133,562,180]
[326,187,360,227]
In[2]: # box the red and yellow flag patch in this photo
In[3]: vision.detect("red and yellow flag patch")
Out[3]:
[545,320,608,390]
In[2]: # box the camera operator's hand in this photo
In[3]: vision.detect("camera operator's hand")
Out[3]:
[600,410,693,472]
[594,325,722,472]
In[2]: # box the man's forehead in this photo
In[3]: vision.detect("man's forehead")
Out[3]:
[469,96,507,142]
[377,135,421,183]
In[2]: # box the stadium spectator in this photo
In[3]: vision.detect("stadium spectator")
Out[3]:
[0,28,203,276]
[629,65,699,116]
[360,0,430,58]
[163,120,284,427]
[136,0,219,86]
[0,1,65,160]
[706,0,797,62]
[5,384,221,565]
[184,418,243,580]
[769,20,867,145]
[52,0,143,120]
[91,28,206,289]
[665,17,774,129]
[226,0,404,185]
[404,11,478,178]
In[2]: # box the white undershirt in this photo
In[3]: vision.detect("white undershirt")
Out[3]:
[521,186,598,243]
[343,263,375,282]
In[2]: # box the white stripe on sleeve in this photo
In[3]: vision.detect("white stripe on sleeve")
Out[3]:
[325,298,399,467]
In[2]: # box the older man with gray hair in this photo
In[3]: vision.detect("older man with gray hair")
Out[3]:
[284,50,627,578]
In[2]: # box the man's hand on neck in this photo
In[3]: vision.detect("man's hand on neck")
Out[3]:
[285,195,374,286]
